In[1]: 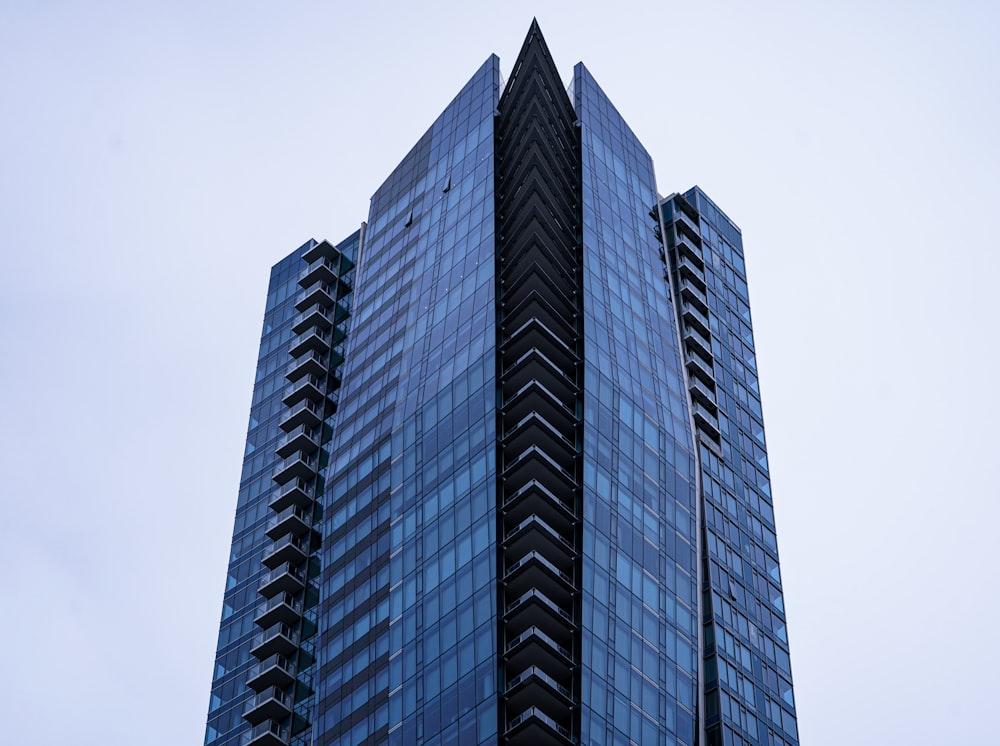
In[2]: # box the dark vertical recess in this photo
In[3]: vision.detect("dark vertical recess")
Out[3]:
[495,20,582,745]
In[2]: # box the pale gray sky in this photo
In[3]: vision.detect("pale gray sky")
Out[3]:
[1,1,997,743]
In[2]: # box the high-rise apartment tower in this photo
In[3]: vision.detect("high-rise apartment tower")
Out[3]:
[205,21,798,746]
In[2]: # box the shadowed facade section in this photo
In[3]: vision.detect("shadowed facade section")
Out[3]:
[495,20,582,745]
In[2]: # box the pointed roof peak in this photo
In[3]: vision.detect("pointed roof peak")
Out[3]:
[505,19,559,89]
[514,18,552,60]
[500,19,574,114]
[525,17,546,46]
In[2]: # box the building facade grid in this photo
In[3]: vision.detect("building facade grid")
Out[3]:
[205,22,797,746]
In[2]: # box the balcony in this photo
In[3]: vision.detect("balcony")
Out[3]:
[505,626,574,678]
[502,478,576,537]
[240,720,290,746]
[243,686,292,726]
[684,325,713,362]
[505,706,573,745]
[246,653,295,692]
[680,302,710,337]
[503,317,577,375]
[301,238,335,264]
[281,375,325,408]
[241,719,290,746]
[299,256,340,288]
[503,263,576,322]
[275,425,318,460]
[674,229,704,267]
[298,254,353,295]
[503,411,576,464]
[295,281,335,312]
[272,453,317,486]
[286,350,327,383]
[505,550,574,607]
[676,254,706,291]
[506,666,573,725]
[291,304,333,336]
[504,588,574,646]
[502,347,577,405]
[289,328,331,359]
[504,514,575,569]
[504,378,575,430]
[503,445,575,497]
[250,623,299,660]
[503,291,575,347]
[253,592,302,629]
[679,278,709,314]
[674,205,700,237]
[685,351,715,386]
[692,400,721,441]
[265,505,313,540]
[262,533,309,569]
[269,478,313,513]
[258,562,306,598]
[688,376,717,409]
[302,239,355,271]
[279,398,323,432]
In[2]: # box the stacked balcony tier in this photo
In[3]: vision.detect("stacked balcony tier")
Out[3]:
[496,27,582,744]
[663,196,722,446]
[243,236,356,739]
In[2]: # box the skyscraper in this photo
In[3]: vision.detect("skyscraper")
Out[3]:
[206,21,798,746]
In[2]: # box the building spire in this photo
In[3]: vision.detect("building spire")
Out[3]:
[501,18,573,116]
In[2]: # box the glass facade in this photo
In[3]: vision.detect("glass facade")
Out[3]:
[207,21,797,746]
[575,65,699,745]
[660,189,799,746]
[205,248,301,746]
[315,56,501,746]
[206,232,359,746]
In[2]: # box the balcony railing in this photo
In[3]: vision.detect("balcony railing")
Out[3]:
[289,328,331,359]
[687,376,717,410]
[674,229,704,266]
[285,349,327,382]
[275,425,318,460]
[242,686,292,726]
[265,505,312,540]
[680,302,710,337]
[677,254,706,290]
[250,623,299,660]
[685,351,715,385]
[674,208,700,238]
[258,562,306,597]
[506,705,573,743]
[269,478,313,513]
[279,398,323,432]
[253,592,302,628]
[262,533,309,569]
[299,256,340,288]
[505,625,574,677]
[692,400,721,440]
[271,453,317,486]
[291,304,333,335]
[505,549,574,605]
[281,375,326,408]
[504,588,574,646]
[684,325,713,361]
[241,718,290,746]
[679,278,709,313]
[295,281,335,312]
[246,653,295,691]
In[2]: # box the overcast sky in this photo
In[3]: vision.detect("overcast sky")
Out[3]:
[1,1,997,744]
